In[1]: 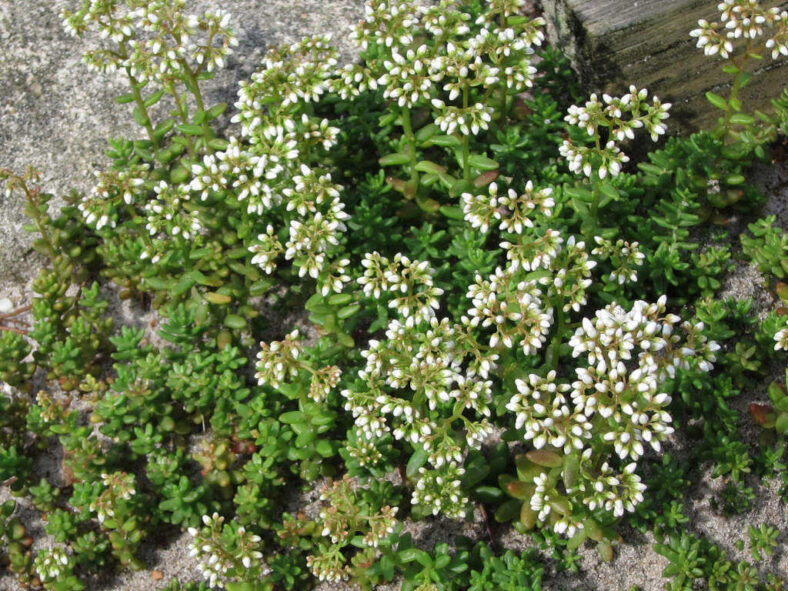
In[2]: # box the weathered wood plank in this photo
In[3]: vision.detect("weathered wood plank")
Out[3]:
[541,0,788,133]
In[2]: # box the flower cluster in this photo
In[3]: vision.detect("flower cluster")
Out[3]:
[359,253,444,325]
[233,36,338,130]
[591,236,645,285]
[345,134,714,524]
[690,1,788,60]
[284,477,399,582]
[342,307,493,518]
[559,87,671,179]
[62,0,237,80]
[254,329,304,389]
[411,464,469,519]
[316,477,398,548]
[577,461,646,519]
[144,180,202,240]
[309,365,343,403]
[774,321,788,351]
[78,165,148,231]
[507,296,718,536]
[341,73,720,527]
[249,225,284,275]
[188,513,268,589]
[432,100,494,136]
[306,550,351,583]
[68,14,351,300]
[193,117,347,286]
[89,472,137,524]
[465,266,553,353]
[462,181,554,235]
[337,0,543,135]
[567,297,717,459]
[255,329,343,402]
[343,431,386,467]
[34,546,72,584]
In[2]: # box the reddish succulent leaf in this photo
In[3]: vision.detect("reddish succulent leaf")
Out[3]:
[520,504,537,530]
[473,170,499,188]
[506,480,535,500]
[750,403,776,427]
[776,282,788,303]
[385,176,417,199]
[526,449,563,467]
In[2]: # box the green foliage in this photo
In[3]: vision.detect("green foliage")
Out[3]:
[29,478,61,513]
[0,501,36,587]
[750,367,788,438]
[655,529,785,591]
[655,533,706,589]
[0,0,786,589]
[0,330,34,387]
[771,88,788,137]
[467,543,545,591]
[748,523,779,562]
[741,215,788,279]
[0,384,29,451]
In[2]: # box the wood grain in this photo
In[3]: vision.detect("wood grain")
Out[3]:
[541,0,788,132]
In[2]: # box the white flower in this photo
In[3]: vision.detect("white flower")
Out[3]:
[775,327,788,351]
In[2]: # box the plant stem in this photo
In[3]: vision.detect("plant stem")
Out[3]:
[167,82,196,158]
[547,304,565,372]
[118,46,160,150]
[22,182,56,259]
[499,84,507,122]
[585,132,603,238]
[128,77,159,149]
[400,107,419,187]
[720,39,753,142]
[589,184,601,233]
[462,84,471,182]
[498,12,509,122]
[180,60,214,154]
[0,304,32,321]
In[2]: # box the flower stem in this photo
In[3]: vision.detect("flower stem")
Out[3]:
[20,178,56,258]
[400,107,419,187]
[180,60,214,154]
[589,184,601,235]
[547,304,565,372]
[127,76,159,149]
[462,84,471,182]
[498,12,509,122]
[720,39,753,142]
[167,82,196,158]
[117,45,160,150]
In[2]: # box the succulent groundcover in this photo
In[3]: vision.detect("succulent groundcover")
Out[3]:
[0,1,787,590]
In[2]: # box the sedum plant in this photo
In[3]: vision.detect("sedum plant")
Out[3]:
[741,215,788,279]
[0,0,786,589]
[187,512,270,590]
[277,477,400,584]
[690,0,788,136]
[751,362,788,437]
[339,48,716,536]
